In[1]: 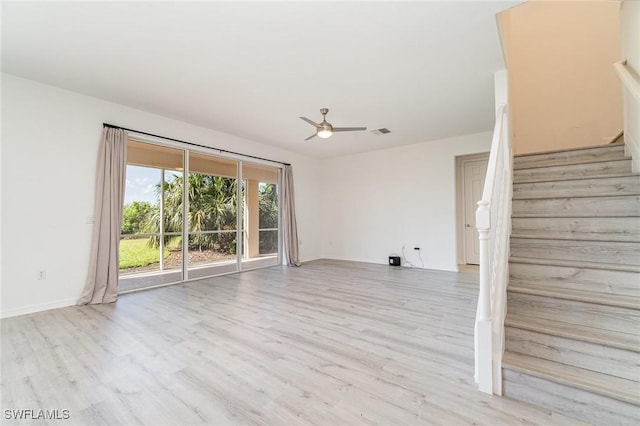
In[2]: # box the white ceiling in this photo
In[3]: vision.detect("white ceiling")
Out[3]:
[1,1,516,159]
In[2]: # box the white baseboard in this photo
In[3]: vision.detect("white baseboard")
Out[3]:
[421,263,459,272]
[322,256,459,272]
[1,297,77,319]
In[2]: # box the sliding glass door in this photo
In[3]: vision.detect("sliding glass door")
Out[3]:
[241,163,280,269]
[187,153,239,279]
[119,142,184,292]
[118,139,281,291]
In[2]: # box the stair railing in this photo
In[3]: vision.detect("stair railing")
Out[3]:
[475,103,511,395]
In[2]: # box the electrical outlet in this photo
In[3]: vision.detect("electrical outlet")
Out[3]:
[86,216,95,224]
[37,270,46,280]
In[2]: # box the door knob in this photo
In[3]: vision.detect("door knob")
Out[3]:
[466,224,472,228]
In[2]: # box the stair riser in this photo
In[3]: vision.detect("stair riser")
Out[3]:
[510,238,640,266]
[505,316,640,352]
[513,175,640,199]
[514,159,632,183]
[512,195,640,217]
[514,145,626,169]
[503,369,640,426]
[509,263,640,297]
[507,293,640,335]
[511,217,640,242]
[505,327,640,381]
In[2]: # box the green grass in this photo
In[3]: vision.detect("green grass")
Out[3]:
[119,238,168,269]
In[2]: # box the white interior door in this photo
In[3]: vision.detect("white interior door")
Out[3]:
[463,158,488,265]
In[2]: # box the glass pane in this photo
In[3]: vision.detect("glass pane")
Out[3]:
[119,143,184,292]
[188,232,236,266]
[161,234,183,271]
[120,164,162,276]
[187,153,238,277]
[259,230,278,255]
[119,235,161,276]
[162,170,184,273]
[259,182,278,256]
[242,163,279,267]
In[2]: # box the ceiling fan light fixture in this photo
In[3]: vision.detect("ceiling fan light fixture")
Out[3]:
[318,121,333,139]
[317,130,333,138]
[317,121,333,138]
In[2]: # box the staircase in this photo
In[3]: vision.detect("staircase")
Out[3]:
[503,142,640,425]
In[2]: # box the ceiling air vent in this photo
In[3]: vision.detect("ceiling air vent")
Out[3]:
[370,128,391,135]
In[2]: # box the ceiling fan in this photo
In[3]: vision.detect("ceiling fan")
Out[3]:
[300,108,367,141]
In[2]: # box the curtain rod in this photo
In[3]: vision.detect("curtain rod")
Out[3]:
[103,123,291,166]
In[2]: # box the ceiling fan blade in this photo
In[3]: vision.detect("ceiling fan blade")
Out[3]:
[300,117,320,127]
[332,127,367,132]
[304,133,317,141]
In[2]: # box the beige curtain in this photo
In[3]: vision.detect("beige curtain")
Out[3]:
[78,128,127,304]
[282,165,300,266]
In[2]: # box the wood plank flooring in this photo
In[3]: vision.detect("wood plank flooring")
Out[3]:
[2,260,567,425]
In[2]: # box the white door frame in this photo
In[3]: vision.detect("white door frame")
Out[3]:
[456,152,489,266]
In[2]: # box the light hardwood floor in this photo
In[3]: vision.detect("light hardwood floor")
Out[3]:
[2,260,573,425]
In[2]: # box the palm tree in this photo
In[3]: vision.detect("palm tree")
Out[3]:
[147,172,237,253]
[259,183,278,253]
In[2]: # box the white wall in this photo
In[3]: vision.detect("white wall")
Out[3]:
[499,0,622,155]
[319,131,492,271]
[620,0,640,171]
[1,73,322,318]
[622,1,639,74]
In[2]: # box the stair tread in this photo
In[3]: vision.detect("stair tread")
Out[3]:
[514,172,639,181]
[513,174,640,189]
[513,172,639,184]
[514,142,625,158]
[508,291,640,336]
[511,215,640,220]
[510,238,640,267]
[511,233,640,242]
[514,157,631,171]
[505,315,640,352]
[514,145,628,169]
[511,234,640,242]
[511,234,640,239]
[512,195,640,218]
[514,147,626,166]
[512,214,640,218]
[502,352,640,405]
[510,256,640,272]
[510,237,640,244]
[505,324,639,382]
[509,262,640,298]
[508,284,640,309]
[512,175,640,200]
